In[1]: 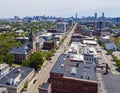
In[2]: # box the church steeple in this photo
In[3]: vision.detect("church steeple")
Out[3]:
[29,31,35,42]
[29,31,36,50]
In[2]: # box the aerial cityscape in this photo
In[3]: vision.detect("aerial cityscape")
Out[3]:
[0,0,120,93]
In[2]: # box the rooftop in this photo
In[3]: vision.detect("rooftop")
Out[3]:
[51,54,97,82]
[40,83,50,90]
[29,31,35,37]
[70,54,84,62]
[83,40,97,45]
[80,45,97,56]
[0,67,34,88]
[68,43,79,54]
[15,30,24,33]
[102,36,110,39]
[0,64,9,70]
[10,43,31,55]
[51,54,68,74]
[41,33,53,37]
[64,62,96,82]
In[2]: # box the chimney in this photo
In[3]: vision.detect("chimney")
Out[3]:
[67,54,70,65]
[106,63,108,74]
[76,63,79,67]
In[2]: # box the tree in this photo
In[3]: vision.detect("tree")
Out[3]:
[21,59,30,67]
[106,50,113,55]
[24,81,28,90]
[50,48,56,53]
[46,52,52,61]
[29,52,44,70]
[5,53,15,66]
[0,55,5,63]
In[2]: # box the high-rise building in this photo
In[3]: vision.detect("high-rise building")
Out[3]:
[75,13,78,20]
[94,12,97,19]
[102,12,105,19]
[68,19,74,26]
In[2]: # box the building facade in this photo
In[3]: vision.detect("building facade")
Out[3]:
[56,22,67,33]
[0,67,35,93]
[50,54,98,93]
[10,31,40,63]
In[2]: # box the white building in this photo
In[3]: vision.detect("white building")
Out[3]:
[100,35,111,43]
[83,40,97,47]
[41,33,53,41]
[0,67,35,93]
[68,42,79,54]
[0,64,10,78]
[105,42,116,50]
[80,45,100,64]
[15,30,24,36]
[70,54,84,62]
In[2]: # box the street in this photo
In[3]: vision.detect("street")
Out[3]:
[26,23,77,93]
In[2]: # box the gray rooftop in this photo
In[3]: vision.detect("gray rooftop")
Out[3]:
[0,64,9,70]
[10,43,31,55]
[29,31,35,37]
[40,83,50,90]
[0,67,34,87]
[51,54,97,82]
[51,54,68,74]
[64,61,97,81]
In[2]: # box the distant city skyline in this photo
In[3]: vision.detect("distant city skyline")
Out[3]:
[0,0,120,18]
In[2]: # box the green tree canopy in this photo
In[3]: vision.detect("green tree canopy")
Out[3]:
[30,52,44,70]
[5,53,15,66]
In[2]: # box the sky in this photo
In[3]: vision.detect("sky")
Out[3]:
[0,0,120,18]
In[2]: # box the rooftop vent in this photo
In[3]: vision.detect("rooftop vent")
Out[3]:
[81,76,83,79]
[87,76,90,80]
[76,63,79,67]
[63,58,66,60]
[17,69,21,73]
[61,64,64,67]
[71,67,77,75]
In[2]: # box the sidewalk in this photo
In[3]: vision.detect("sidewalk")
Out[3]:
[102,49,120,75]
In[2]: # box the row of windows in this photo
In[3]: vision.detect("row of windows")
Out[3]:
[84,57,96,62]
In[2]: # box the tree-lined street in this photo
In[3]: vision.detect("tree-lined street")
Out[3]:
[26,23,77,93]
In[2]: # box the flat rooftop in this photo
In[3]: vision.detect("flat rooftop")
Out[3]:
[0,64,9,70]
[41,33,53,37]
[102,36,110,39]
[70,54,84,62]
[51,54,97,82]
[68,43,79,53]
[51,54,68,74]
[40,83,50,90]
[0,67,34,87]
[83,40,97,45]
[64,62,97,82]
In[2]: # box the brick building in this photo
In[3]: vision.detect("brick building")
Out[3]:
[43,40,56,50]
[38,83,51,93]
[10,31,40,63]
[50,54,98,93]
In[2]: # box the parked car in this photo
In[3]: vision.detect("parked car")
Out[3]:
[33,79,37,84]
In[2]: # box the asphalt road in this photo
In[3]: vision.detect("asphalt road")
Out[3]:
[26,23,77,93]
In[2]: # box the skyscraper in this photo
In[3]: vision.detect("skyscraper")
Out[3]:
[94,12,97,19]
[75,13,78,20]
[102,12,105,19]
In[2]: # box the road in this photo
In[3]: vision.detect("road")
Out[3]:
[101,48,120,75]
[96,43,120,75]
[96,43,120,93]
[26,23,77,93]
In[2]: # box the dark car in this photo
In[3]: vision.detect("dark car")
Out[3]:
[33,79,37,83]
